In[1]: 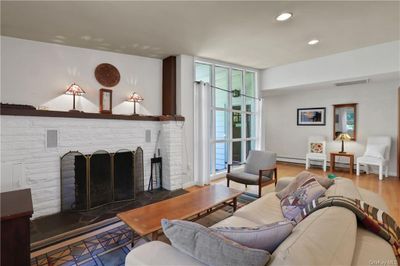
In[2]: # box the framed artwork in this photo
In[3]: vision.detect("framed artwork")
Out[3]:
[297,107,326,126]
[99,88,112,114]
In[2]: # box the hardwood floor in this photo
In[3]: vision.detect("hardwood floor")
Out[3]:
[209,162,400,223]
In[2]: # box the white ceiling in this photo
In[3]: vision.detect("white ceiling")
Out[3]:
[1,1,399,69]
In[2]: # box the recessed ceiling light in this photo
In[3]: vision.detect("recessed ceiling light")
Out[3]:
[308,39,320,45]
[276,12,293,21]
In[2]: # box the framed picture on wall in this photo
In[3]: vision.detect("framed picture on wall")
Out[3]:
[99,88,112,114]
[297,107,326,126]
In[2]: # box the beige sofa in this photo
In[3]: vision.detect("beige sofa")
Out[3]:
[125,177,396,265]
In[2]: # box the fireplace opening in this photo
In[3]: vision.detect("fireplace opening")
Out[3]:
[60,147,144,212]
[114,150,134,201]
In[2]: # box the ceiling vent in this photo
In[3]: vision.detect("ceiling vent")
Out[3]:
[334,79,370,87]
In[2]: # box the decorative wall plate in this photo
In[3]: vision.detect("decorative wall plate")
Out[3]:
[95,63,120,87]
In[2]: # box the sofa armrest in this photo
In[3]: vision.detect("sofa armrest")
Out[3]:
[275,177,295,192]
[126,241,205,266]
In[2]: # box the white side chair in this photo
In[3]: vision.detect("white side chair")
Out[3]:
[305,136,327,172]
[356,136,391,180]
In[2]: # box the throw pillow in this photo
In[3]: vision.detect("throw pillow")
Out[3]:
[211,220,294,252]
[310,142,324,153]
[364,144,386,159]
[276,171,333,199]
[161,219,270,266]
[280,177,326,223]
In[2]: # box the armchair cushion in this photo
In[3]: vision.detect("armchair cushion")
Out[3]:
[364,144,386,159]
[227,170,272,185]
[244,150,276,177]
[357,156,387,165]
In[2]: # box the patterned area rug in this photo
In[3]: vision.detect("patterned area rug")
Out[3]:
[31,194,256,266]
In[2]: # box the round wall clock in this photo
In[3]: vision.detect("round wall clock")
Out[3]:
[95,63,120,87]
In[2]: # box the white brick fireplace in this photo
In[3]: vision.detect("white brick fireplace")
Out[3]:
[1,115,186,218]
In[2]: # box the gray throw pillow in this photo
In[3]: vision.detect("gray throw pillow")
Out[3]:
[276,171,333,199]
[280,177,326,223]
[161,219,270,266]
[211,220,294,252]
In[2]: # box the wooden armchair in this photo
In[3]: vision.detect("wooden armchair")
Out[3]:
[226,150,277,198]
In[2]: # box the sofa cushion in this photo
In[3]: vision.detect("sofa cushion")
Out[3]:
[211,220,294,252]
[325,177,361,199]
[126,241,205,266]
[280,178,326,222]
[358,188,389,212]
[270,207,357,266]
[275,177,295,192]
[161,219,270,266]
[351,227,397,265]
[234,192,285,224]
[276,171,333,200]
[211,215,260,228]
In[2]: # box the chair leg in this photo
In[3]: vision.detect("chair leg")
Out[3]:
[356,162,360,176]
[379,164,383,180]
[323,159,327,172]
[366,165,369,174]
[258,185,262,198]
[385,166,389,178]
[305,158,309,170]
[227,178,230,187]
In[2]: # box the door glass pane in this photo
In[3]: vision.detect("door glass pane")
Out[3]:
[215,110,228,140]
[246,140,255,158]
[232,112,242,139]
[246,114,256,138]
[232,69,243,111]
[232,141,242,163]
[195,63,211,83]
[215,142,228,172]
[245,72,256,112]
[215,67,229,108]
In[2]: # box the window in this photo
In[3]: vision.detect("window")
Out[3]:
[195,61,259,177]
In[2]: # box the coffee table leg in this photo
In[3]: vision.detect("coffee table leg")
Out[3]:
[151,231,158,241]
[131,230,135,248]
[232,197,237,212]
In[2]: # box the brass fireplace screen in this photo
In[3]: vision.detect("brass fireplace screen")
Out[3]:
[60,147,144,212]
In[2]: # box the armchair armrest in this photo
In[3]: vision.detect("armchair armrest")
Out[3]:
[227,161,246,173]
[258,165,278,185]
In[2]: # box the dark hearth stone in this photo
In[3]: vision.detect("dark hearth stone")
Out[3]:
[30,188,187,250]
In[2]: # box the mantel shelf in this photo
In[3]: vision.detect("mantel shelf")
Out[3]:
[0,105,185,122]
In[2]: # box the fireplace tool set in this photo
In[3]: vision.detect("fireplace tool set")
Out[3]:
[148,130,163,191]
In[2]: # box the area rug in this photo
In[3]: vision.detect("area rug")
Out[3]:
[30,194,256,266]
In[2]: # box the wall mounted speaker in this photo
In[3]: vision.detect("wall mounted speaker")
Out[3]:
[47,130,58,148]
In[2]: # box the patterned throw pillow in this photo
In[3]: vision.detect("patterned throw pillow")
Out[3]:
[276,171,333,200]
[212,220,294,252]
[161,219,270,266]
[310,142,323,153]
[280,177,326,223]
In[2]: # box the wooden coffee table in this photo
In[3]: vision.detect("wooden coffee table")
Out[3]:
[117,185,242,241]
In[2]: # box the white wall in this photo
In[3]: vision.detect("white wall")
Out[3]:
[262,41,400,90]
[1,36,162,115]
[263,80,398,176]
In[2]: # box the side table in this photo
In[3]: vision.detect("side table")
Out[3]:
[330,152,355,174]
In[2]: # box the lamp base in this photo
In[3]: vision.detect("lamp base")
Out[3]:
[69,109,81,113]
[338,151,347,154]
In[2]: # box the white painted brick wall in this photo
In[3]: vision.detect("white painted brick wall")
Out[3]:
[1,115,186,218]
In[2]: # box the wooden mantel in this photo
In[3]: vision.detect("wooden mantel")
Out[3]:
[0,104,184,122]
